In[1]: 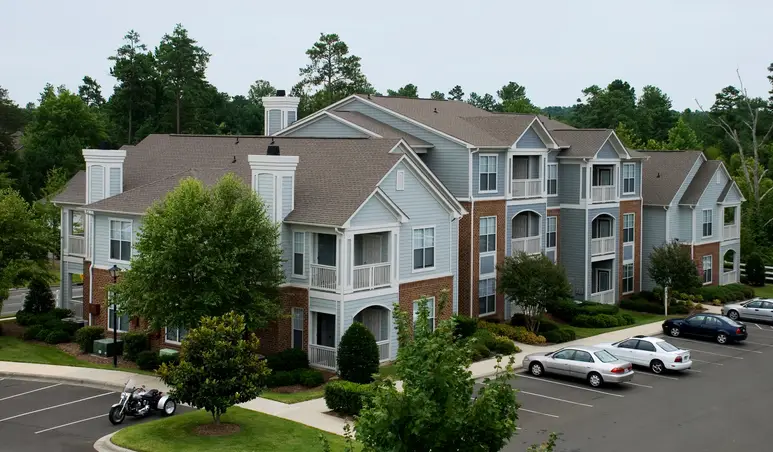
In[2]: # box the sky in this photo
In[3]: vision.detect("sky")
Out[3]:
[2,0,772,111]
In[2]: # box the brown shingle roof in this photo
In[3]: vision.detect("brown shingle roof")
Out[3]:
[460,115,538,146]
[640,151,704,206]
[53,170,86,205]
[551,129,614,158]
[328,111,431,147]
[718,180,736,203]
[76,135,404,226]
[679,160,723,205]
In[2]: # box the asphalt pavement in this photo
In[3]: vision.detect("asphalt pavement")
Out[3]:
[480,320,773,452]
[1,286,82,317]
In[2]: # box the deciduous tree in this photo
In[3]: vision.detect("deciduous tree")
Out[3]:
[636,85,677,143]
[573,80,636,129]
[649,242,702,300]
[664,116,702,150]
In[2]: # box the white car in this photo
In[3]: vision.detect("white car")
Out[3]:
[595,335,691,374]
[722,298,773,322]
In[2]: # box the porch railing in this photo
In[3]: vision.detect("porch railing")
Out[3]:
[377,340,390,362]
[68,235,86,256]
[589,289,615,305]
[69,299,83,319]
[309,344,337,371]
[310,264,338,291]
[511,236,541,255]
[353,263,391,291]
[591,185,616,203]
[723,224,740,240]
[721,270,738,285]
[591,236,615,256]
[511,179,542,198]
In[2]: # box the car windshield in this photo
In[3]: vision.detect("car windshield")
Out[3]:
[594,350,618,363]
[657,341,679,352]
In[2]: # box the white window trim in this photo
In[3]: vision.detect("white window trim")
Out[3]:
[701,209,713,238]
[546,163,558,197]
[622,263,634,295]
[413,297,436,330]
[107,299,129,333]
[108,218,133,264]
[411,225,436,273]
[292,231,306,278]
[70,210,85,236]
[595,268,611,293]
[623,213,635,244]
[702,255,713,285]
[622,163,636,194]
[478,154,498,194]
[546,216,557,250]
[479,216,497,279]
[164,326,187,345]
[291,307,304,348]
[478,278,497,317]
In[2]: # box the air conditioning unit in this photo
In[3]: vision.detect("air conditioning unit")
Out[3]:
[93,338,123,357]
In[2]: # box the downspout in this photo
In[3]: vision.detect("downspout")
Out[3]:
[690,206,696,260]
[88,211,95,326]
[468,148,477,316]
[335,227,345,348]
[583,158,590,299]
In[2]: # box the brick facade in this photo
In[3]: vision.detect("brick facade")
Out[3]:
[619,200,642,298]
[398,275,454,332]
[547,208,560,262]
[256,286,310,356]
[693,242,720,286]
[457,200,506,321]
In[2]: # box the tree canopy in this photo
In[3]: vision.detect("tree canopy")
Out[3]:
[648,242,702,295]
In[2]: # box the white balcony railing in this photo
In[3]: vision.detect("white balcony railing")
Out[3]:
[591,185,616,203]
[309,344,337,371]
[68,235,86,256]
[377,340,390,362]
[310,264,338,291]
[590,289,616,305]
[721,270,738,285]
[591,236,615,256]
[353,263,391,291]
[723,224,740,240]
[511,236,541,255]
[511,179,542,198]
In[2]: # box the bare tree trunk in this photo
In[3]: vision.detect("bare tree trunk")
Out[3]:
[213,411,220,425]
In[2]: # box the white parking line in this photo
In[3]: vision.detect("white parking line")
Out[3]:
[0,392,113,423]
[518,391,594,408]
[680,347,744,359]
[755,323,763,330]
[0,383,61,402]
[516,374,624,398]
[623,381,653,389]
[691,358,723,366]
[669,337,761,354]
[34,413,105,434]
[744,340,773,347]
[519,408,559,418]
[634,372,679,381]
[685,368,702,373]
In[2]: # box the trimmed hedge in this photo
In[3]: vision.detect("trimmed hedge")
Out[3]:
[478,321,546,345]
[469,341,492,361]
[266,368,326,388]
[337,322,380,384]
[52,308,73,319]
[75,326,105,353]
[472,328,497,350]
[35,328,51,341]
[122,331,150,361]
[620,297,663,314]
[699,284,754,304]
[453,315,478,339]
[545,299,578,323]
[159,353,179,367]
[15,311,56,327]
[136,350,160,371]
[492,336,518,355]
[45,330,70,344]
[578,302,619,316]
[298,369,325,387]
[324,380,373,416]
[542,328,576,343]
[510,314,559,333]
[266,348,310,372]
[22,325,44,341]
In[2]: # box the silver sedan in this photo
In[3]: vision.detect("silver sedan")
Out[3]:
[522,345,634,388]
[722,299,773,322]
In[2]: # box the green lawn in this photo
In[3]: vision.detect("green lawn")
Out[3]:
[111,407,356,452]
[747,284,773,298]
[261,387,325,404]
[562,309,674,340]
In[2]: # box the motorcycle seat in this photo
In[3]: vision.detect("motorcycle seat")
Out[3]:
[141,389,160,399]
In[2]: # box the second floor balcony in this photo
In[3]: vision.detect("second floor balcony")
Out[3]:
[511,211,542,255]
[510,155,543,199]
[591,214,615,258]
[309,231,394,293]
[723,205,740,240]
[67,235,86,256]
[590,165,616,203]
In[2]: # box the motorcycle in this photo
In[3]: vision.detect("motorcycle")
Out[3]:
[108,378,177,425]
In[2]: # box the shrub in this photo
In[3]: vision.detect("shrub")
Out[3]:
[45,330,70,344]
[52,308,73,319]
[75,326,105,353]
[22,325,44,341]
[266,370,298,388]
[14,311,33,327]
[324,380,373,416]
[35,328,51,341]
[298,369,325,387]
[15,311,56,327]
[452,315,477,339]
[159,353,180,367]
[509,313,527,327]
[542,328,577,343]
[712,299,722,306]
[639,291,659,302]
[741,285,756,299]
[266,348,310,372]
[545,299,578,323]
[43,319,66,331]
[695,303,704,311]
[122,331,150,361]
[745,253,767,286]
[571,314,620,328]
[620,297,662,314]
[478,320,547,345]
[578,302,620,316]
[60,321,82,336]
[23,278,55,314]
[337,322,380,384]
[538,317,560,332]
[136,350,161,371]
[618,313,636,325]
[469,341,491,361]
[491,336,517,355]
[472,328,497,350]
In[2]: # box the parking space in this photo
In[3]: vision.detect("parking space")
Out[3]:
[478,321,773,452]
[0,378,190,452]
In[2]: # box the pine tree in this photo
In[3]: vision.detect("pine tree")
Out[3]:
[23,277,55,314]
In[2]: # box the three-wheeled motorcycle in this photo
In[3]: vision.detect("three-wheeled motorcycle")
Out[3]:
[108,378,177,425]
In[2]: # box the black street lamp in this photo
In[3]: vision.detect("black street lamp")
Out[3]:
[108,264,120,368]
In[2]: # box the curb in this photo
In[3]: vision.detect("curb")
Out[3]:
[94,433,137,452]
[0,370,125,392]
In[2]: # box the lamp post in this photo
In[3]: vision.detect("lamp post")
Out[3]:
[108,264,120,368]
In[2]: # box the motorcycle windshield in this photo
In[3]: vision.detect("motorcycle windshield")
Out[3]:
[123,378,137,393]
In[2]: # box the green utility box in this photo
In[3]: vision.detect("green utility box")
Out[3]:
[93,338,124,357]
[159,348,179,358]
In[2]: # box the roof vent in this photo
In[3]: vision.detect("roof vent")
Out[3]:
[276,89,286,97]
[657,172,661,178]
[433,107,438,114]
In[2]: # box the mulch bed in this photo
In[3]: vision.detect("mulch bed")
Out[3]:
[1,321,24,337]
[194,423,241,436]
[55,342,142,370]
[324,410,355,422]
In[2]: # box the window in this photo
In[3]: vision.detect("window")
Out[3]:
[479,217,496,253]
[616,339,639,349]
[622,163,635,194]
[702,209,713,238]
[574,350,594,363]
[657,342,678,352]
[724,206,736,225]
[70,212,84,236]
[592,217,612,238]
[413,297,435,333]
[546,216,557,249]
[292,307,304,350]
[622,263,634,294]
[746,300,763,309]
[546,163,558,195]
[623,213,634,243]
[593,350,618,363]
[552,349,575,360]
[636,340,656,352]
[479,278,496,315]
[412,227,435,270]
[479,155,497,192]
[686,315,705,326]
[293,232,305,277]
[704,316,721,327]
[109,220,132,262]
[763,301,773,310]
[107,300,129,333]
[396,170,405,191]
[702,255,713,284]
[165,326,188,344]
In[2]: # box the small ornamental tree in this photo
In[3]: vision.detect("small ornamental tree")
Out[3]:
[158,311,269,426]
[745,252,766,287]
[499,252,572,333]
[23,277,55,314]
[337,321,379,384]
[649,242,702,300]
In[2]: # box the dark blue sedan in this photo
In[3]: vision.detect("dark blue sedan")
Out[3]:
[662,313,747,345]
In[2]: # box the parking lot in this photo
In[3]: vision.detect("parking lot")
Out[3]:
[0,378,189,452]
[477,320,773,452]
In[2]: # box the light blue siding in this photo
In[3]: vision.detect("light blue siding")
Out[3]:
[64,260,83,275]
[559,208,587,298]
[257,174,274,221]
[515,126,545,149]
[642,207,667,290]
[720,242,740,284]
[472,152,506,197]
[451,218,459,314]
[282,176,293,219]
[284,115,369,138]
[695,167,727,242]
[506,202,547,256]
[558,164,581,204]
[379,161,453,280]
[349,195,398,227]
[581,166,587,199]
[596,141,618,159]
[93,214,142,270]
[547,152,560,208]
[343,293,399,360]
[282,225,312,284]
[674,207,693,243]
[268,109,281,135]
[90,165,104,202]
[109,167,121,197]
[724,184,743,204]
[619,161,640,199]
[337,101,471,197]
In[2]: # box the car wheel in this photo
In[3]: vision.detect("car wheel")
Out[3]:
[650,359,665,374]
[727,310,739,321]
[669,326,681,337]
[716,333,728,344]
[587,372,603,388]
[529,362,544,377]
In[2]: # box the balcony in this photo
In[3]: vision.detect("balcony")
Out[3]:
[512,236,541,255]
[723,223,740,240]
[67,235,86,256]
[591,185,616,203]
[589,289,615,304]
[309,344,336,370]
[511,155,542,199]
[591,237,615,256]
[310,264,337,291]
[721,270,738,285]
[353,263,391,291]
[511,179,542,198]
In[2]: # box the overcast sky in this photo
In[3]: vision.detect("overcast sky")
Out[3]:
[2,0,771,111]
